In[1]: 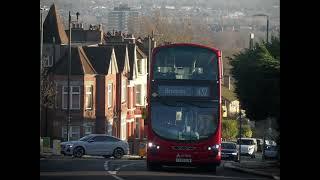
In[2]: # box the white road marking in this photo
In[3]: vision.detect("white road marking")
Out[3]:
[105,161,142,180]
[104,161,109,171]
[111,174,125,180]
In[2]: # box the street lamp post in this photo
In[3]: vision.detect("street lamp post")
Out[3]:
[253,14,269,43]
[67,11,72,141]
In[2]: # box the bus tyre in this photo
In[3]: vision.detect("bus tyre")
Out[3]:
[147,161,159,171]
[206,165,217,173]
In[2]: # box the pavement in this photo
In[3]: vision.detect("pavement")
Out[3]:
[223,159,280,180]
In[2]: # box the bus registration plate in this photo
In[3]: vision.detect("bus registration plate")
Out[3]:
[176,154,192,163]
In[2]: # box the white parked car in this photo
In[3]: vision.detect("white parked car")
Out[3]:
[237,138,257,158]
[60,134,129,159]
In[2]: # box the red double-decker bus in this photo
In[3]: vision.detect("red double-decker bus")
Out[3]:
[146,43,222,172]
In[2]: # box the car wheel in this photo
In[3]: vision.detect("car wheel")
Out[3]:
[73,147,85,158]
[113,148,124,159]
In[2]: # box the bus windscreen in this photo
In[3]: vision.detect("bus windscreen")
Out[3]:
[153,46,218,81]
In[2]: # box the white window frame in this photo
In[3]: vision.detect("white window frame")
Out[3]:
[43,55,53,67]
[137,59,143,75]
[121,116,127,140]
[62,126,80,141]
[135,84,142,105]
[62,86,81,110]
[84,125,93,136]
[108,83,113,108]
[85,85,93,110]
[121,79,127,102]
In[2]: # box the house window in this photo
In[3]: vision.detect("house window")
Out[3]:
[62,126,80,141]
[121,116,127,140]
[43,55,53,67]
[84,125,93,136]
[55,84,58,109]
[108,84,113,108]
[121,79,127,102]
[143,125,147,139]
[137,59,143,74]
[85,86,93,110]
[135,118,140,139]
[62,86,80,110]
[106,122,113,136]
[135,84,142,105]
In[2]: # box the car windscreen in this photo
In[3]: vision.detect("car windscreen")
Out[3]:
[222,143,236,149]
[237,139,254,145]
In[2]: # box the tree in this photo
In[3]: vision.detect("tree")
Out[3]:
[222,119,238,141]
[40,69,56,137]
[241,125,253,138]
[230,36,280,124]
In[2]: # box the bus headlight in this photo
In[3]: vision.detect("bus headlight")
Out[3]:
[148,142,153,148]
[208,144,220,151]
[148,142,160,150]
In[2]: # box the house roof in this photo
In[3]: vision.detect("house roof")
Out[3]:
[222,86,237,102]
[65,28,103,44]
[127,44,136,80]
[51,46,96,75]
[103,44,128,73]
[83,46,113,74]
[136,46,147,59]
[43,4,69,44]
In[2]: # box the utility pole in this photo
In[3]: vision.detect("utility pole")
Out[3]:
[67,11,72,141]
[40,8,43,137]
[239,110,242,163]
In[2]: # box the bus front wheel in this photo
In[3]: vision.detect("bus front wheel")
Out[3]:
[147,161,160,171]
[206,165,217,173]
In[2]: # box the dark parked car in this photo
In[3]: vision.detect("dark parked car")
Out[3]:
[221,142,239,162]
[264,145,278,160]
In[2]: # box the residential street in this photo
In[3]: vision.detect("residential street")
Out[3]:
[40,156,273,180]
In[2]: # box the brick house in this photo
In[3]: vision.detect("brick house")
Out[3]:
[83,46,119,136]
[104,32,149,154]
[42,4,150,155]
[49,46,97,140]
